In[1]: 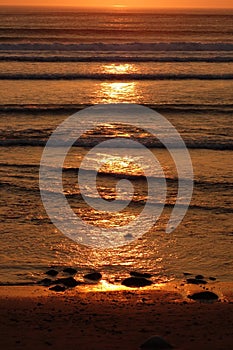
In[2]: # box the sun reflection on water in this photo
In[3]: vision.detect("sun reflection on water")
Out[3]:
[94,63,140,103]
[103,63,136,74]
[99,156,144,176]
[99,82,137,103]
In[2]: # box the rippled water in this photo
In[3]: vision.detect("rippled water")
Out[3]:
[0,8,232,284]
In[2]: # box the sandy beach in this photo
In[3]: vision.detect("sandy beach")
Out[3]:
[0,283,232,350]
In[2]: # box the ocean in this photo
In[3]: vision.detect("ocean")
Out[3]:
[0,7,232,286]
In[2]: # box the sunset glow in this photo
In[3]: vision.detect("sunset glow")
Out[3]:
[0,0,233,8]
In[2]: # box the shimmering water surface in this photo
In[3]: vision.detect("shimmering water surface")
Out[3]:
[0,7,232,284]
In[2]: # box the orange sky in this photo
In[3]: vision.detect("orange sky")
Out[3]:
[0,0,232,8]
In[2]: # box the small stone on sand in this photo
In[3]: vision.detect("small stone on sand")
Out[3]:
[209,276,217,281]
[124,233,133,240]
[62,267,77,275]
[84,272,102,281]
[130,271,153,279]
[49,285,66,292]
[140,335,173,349]
[55,277,81,288]
[195,274,204,280]
[38,278,52,286]
[188,291,219,301]
[45,269,58,277]
[186,278,207,285]
[122,277,153,288]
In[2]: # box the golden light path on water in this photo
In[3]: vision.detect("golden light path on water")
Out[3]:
[95,63,140,103]
[99,82,137,103]
[61,62,168,272]
[103,63,136,74]
[99,156,144,176]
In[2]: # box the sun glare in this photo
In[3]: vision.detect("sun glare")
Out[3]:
[98,82,136,103]
[100,156,142,175]
[103,63,135,75]
[92,63,140,103]
[113,4,128,9]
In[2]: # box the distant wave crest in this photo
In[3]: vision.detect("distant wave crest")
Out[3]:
[0,138,232,150]
[1,55,233,63]
[0,73,233,80]
[1,103,233,113]
[0,42,233,52]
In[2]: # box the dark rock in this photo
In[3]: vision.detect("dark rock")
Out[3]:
[140,335,173,349]
[49,285,66,292]
[188,291,219,301]
[209,276,216,281]
[45,269,58,277]
[124,233,133,240]
[130,271,153,279]
[38,278,53,286]
[62,267,77,275]
[186,278,207,285]
[55,277,81,288]
[122,277,153,288]
[183,272,192,276]
[195,274,204,280]
[84,272,102,282]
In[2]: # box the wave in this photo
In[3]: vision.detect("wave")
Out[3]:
[1,103,233,114]
[1,73,233,80]
[1,170,232,196]
[0,42,233,52]
[0,162,38,168]
[0,138,232,150]
[1,163,233,186]
[1,28,233,35]
[1,165,233,191]
[1,55,233,63]
[1,181,232,214]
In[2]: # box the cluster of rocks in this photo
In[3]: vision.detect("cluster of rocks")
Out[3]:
[37,268,156,292]
[38,268,102,292]
[121,271,153,288]
[183,272,216,285]
[188,291,219,301]
[183,272,219,301]
[38,268,219,302]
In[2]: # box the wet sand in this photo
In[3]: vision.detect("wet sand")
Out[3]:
[0,284,232,350]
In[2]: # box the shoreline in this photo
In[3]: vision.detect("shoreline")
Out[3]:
[0,279,232,299]
[0,284,232,350]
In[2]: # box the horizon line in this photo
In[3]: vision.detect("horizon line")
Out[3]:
[0,5,233,10]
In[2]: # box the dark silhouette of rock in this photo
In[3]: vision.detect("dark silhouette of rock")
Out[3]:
[45,269,58,277]
[183,272,192,276]
[209,276,216,281]
[55,277,82,288]
[186,278,207,285]
[188,291,219,301]
[49,285,66,292]
[122,277,153,288]
[84,272,102,282]
[130,271,152,279]
[38,278,53,286]
[124,233,133,240]
[195,274,204,280]
[62,267,77,275]
[140,335,173,349]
